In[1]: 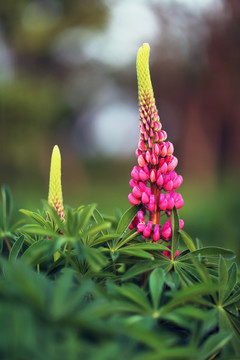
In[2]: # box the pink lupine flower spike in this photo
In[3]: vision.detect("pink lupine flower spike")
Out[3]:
[128,43,184,259]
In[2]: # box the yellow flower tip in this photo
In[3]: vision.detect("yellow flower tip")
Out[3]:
[136,43,153,101]
[52,144,61,160]
[48,145,65,220]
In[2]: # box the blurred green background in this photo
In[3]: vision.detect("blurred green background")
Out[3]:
[0,0,240,258]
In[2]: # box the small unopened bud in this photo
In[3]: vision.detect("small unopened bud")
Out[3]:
[128,193,141,206]
[148,195,155,212]
[152,225,160,242]
[143,221,152,237]
[165,141,174,156]
[150,169,157,182]
[138,154,147,167]
[133,186,142,198]
[145,151,152,163]
[142,192,150,204]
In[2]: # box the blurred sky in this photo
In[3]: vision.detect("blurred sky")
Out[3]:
[0,0,228,160]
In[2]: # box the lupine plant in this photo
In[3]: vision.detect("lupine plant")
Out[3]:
[128,43,184,260]
[0,44,239,360]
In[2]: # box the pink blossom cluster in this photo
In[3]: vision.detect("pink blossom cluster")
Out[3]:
[128,106,184,257]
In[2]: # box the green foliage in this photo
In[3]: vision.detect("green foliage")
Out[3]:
[0,186,239,359]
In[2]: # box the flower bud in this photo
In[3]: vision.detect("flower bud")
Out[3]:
[159,143,167,157]
[145,150,152,163]
[138,154,147,167]
[156,173,163,187]
[153,143,160,155]
[142,192,150,204]
[131,166,140,181]
[164,180,173,191]
[179,219,184,230]
[166,155,178,172]
[161,221,172,239]
[148,138,153,148]
[139,140,147,151]
[173,175,183,189]
[137,222,146,233]
[165,141,174,156]
[150,169,157,182]
[152,225,160,242]
[175,194,184,209]
[148,195,155,212]
[137,211,145,222]
[143,221,152,237]
[138,181,146,192]
[133,186,142,198]
[167,197,175,210]
[129,215,139,230]
[159,195,168,211]
[159,130,167,142]
[140,169,149,181]
[159,162,168,174]
[128,193,141,206]
[151,154,159,165]
[129,179,138,189]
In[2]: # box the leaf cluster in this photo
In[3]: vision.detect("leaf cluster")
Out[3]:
[0,186,239,360]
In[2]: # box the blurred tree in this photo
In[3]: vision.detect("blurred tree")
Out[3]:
[0,0,109,178]
[182,0,240,179]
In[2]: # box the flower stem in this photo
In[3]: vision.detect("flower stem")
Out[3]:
[150,177,160,225]
[4,237,11,252]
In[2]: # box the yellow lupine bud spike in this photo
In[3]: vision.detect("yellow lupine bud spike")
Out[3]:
[48,145,65,220]
[136,43,163,152]
[136,43,154,104]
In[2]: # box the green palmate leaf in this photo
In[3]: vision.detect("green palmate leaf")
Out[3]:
[195,237,203,250]
[223,263,238,303]
[91,233,119,247]
[19,209,48,227]
[179,230,196,252]
[171,206,180,262]
[113,229,138,250]
[188,257,211,283]
[92,208,109,235]
[1,185,12,230]
[121,260,170,281]
[124,243,169,251]
[9,235,25,262]
[0,258,49,310]
[116,205,141,235]
[160,282,220,314]
[9,219,26,232]
[74,240,108,272]
[21,239,49,265]
[21,237,66,266]
[43,200,66,234]
[77,203,97,231]
[174,263,195,286]
[118,248,154,260]
[51,270,97,319]
[20,224,57,237]
[179,246,235,260]
[198,331,233,360]
[169,305,215,322]
[219,256,229,304]
[83,222,111,238]
[149,268,165,310]
[108,283,152,313]
[222,288,240,307]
